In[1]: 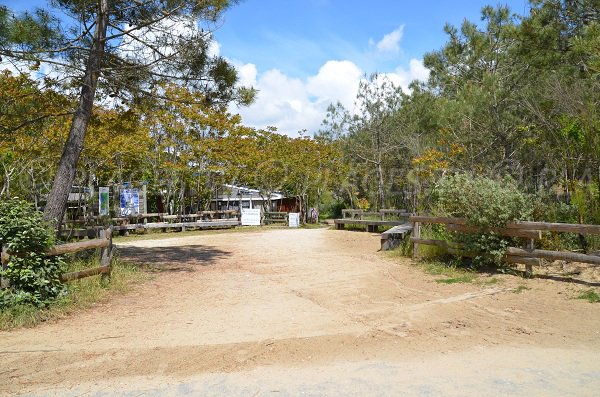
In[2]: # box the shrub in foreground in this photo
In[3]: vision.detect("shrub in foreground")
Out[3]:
[433,173,533,267]
[0,199,65,308]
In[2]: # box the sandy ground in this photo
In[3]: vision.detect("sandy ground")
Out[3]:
[1,228,599,396]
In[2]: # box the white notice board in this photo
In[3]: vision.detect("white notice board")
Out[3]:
[288,212,300,228]
[241,208,261,226]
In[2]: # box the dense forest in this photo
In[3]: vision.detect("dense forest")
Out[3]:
[318,0,600,225]
[1,0,599,226]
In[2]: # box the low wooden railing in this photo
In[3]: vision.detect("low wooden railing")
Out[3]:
[61,210,241,237]
[66,210,240,226]
[1,227,113,287]
[335,209,411,233]
[410,216,600,271]
[341,209,408,221]
[264,211,288,225]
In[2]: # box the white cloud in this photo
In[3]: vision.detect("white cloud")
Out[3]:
[236,63,258,86]
[233,68,323,136]
[375,26,404,53]
[208,40,221,58]
[382,58,430,93]
[231,57,429,136]
[306,60,362,109]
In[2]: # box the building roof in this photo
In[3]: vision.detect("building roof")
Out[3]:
[214,184,284,201]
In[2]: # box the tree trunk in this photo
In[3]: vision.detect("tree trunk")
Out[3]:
[376,161,385,210]
[43,0,109,227]
[178,180,185,215]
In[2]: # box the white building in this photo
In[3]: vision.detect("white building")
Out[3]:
[211,184,285,211]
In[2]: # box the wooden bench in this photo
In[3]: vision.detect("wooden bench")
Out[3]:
[380,224,414,251]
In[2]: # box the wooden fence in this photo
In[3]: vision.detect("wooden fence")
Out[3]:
[410,216,600,271]
[341,209,408,221]
[336,209,411,233]
[264,212,288,225]
[61,210,240,237]
[1,227,114,288]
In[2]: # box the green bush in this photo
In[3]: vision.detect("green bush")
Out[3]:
[435,174,532,227]
[0,199,65,308]
[434,173,533,267]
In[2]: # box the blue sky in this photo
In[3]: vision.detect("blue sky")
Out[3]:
[213,0,529,135]
[215,0,529,79]
[3,0,530,135]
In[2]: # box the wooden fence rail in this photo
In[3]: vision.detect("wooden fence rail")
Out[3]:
[264,212,288,225]
[1,227,113,287]
[342,209,409,221]
[409,215,600,270]
[62,211,240,235]
[410,216,600,236]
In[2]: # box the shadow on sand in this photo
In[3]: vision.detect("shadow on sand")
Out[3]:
[116,244,232,273]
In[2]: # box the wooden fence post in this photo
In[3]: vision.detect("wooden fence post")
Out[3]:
[412,221,420,260]
[1,244,9,288]
[100,227,113,284]
[526,238,535,275]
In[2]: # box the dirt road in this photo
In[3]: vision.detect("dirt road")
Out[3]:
[1,228,599,396]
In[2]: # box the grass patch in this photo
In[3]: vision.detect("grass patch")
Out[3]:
[576,289,600,303]
[513,285,530,294]
[0,256,148,330]
[479,277,500,285]
[419,259,476,284]
[435,275,475,284]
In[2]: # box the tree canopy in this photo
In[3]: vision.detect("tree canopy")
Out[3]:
[0,0,254,225]
[2,0,599,227]
[319,0,600,222]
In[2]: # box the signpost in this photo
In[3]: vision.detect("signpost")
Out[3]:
[120,188,140,216]
[289,212,300,228]
[241,208,261,226]
[99,187,110,216]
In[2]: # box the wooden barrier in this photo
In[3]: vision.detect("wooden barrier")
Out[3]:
[409,215,600,269]
[341,209,409,221]
[62,218,240,237]
[336,209,411,233]
[264,212,288,225]
[409,215,600,236]
[446,224,542,240]
[112,219,239,233]
[410,237,541,266]
[507,247,600,265]
[335,219,408,233]
[1,228,113,287]
[65,210,240,232]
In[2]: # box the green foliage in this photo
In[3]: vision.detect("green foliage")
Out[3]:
[570,182,600,225]
[435,173,532,228]
[532,193,578,223]
[317,1,600,218]
[0,256,147,329]
[419,259,475,283]
[0,198,65,308]
[319,198,345,220]
[435,275,474,284]
[434,173,532,268]
[576,289,600,303]
[513,285,530,294]
[419,223,452,258]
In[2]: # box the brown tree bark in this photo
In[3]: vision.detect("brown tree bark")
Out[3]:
[43,0,109,227]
